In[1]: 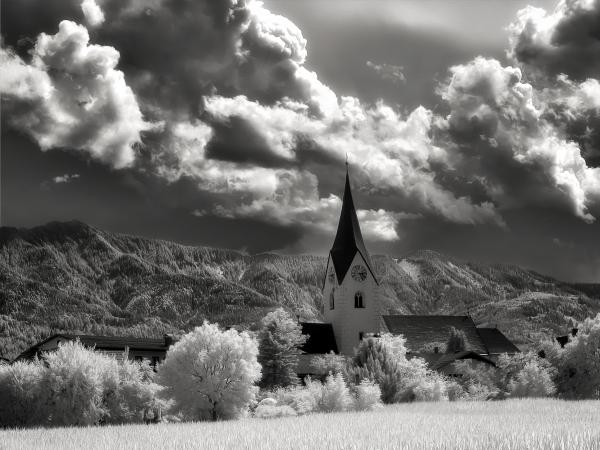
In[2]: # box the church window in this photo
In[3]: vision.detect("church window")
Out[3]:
[329,291,335,310]
[354,291,364,308]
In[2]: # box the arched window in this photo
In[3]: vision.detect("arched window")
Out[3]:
[329,291,335,310]
[354,291,364,308]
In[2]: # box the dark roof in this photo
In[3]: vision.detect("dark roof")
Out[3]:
[300,322,338,354]
[382,315,488,354]
[476,328,520,354]
[0,357,10,364]
[329,171,377,285]
[432,350,496,371]
[16,334,173,360]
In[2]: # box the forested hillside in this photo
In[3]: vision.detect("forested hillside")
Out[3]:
[1,221,599,359]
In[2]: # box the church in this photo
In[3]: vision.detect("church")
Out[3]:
[298,167,519,376]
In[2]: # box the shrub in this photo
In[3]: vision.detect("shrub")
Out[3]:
[42,340,119,426]
[410,372,448,402]
[508,361,556,398]
[0,341,161,428]
[274,384,318,415]
[0,359,46,428]
[319,373,353,413]
[257,309,307,389]
[157,321,262,421]
[354,379,382,411]
[312,351,347,377]
[254,404,297,419]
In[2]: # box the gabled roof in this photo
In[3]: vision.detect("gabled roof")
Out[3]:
[299,322,338,354]
[476,328,520,354]
[382,315,488,354]
[329,171,378,285]
[432,350,496,371]
[16,334,173,361]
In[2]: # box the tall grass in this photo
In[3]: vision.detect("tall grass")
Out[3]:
[2,399,599,450]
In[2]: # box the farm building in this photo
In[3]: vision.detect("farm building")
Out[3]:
[15,333,178,367]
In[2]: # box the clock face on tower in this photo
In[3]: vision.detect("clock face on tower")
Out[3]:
[351,264,367,282]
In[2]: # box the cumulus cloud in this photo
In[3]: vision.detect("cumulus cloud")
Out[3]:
[0,20,153,168]
[366,61,406,84]
[81,0,104,27]
[508,0,600,81]
[439,56,600,222]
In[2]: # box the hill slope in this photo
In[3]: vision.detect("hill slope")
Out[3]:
[1,221,599,358]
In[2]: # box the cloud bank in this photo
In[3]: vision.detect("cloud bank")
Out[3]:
[3,0,600,245]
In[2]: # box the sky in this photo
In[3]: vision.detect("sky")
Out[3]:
[2,0,600,282]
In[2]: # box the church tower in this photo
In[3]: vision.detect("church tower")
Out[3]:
[323,167,382,356]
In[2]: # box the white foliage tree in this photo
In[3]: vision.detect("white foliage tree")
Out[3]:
[508,361,556,398]
[43,340,116,426]
[542,313,600,399]
[157,322,262,421]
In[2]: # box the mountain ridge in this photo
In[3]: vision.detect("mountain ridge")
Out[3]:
[1,221,599,359]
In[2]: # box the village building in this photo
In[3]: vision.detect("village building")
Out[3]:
[14,333,177,367]
[299,167,519,374]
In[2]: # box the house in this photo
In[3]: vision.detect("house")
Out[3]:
[0,356,9,365]
[15,334,178,367]
[301,165,519,371]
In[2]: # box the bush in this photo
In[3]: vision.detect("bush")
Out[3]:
[157,321,261,421]
[312,351,347,377]
[0,341,162,428]
[410,372,448,402]
[318,373,353,413]
[273,384,318,415]
[348,334,449,403]
[353,379,382,411]
[0,360,46,428]
[254,404,297,419]
[508,361,556,398]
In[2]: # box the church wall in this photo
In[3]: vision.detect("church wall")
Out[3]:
[324,253,383,356]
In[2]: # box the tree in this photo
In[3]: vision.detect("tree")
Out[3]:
[257,309,307,389]
[157,321,261,421]
[347,334,447,403]
[445,327,467,353]
[541,313,600,399]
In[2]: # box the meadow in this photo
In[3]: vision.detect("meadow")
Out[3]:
[1,399,599,450]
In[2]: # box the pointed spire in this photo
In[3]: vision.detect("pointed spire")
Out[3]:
[329,165,377,284]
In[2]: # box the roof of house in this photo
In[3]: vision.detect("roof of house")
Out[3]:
[431,350,496,371]
[16,334,173,360]
[329,171,378,285]
[0,357,9,364]
[476,328,520,354]
[299,322,338,354]
[382,315,488,354]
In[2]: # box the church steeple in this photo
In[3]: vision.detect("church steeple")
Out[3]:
[329,167,377,284]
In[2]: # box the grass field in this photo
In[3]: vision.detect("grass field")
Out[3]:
[1,400,599,450]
